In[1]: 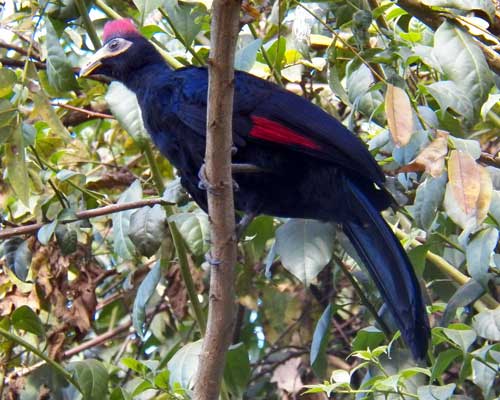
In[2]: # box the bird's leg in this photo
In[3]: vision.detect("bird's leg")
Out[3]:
[236,212,256,240]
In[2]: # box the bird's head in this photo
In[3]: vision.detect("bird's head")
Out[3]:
[80,19,161,81]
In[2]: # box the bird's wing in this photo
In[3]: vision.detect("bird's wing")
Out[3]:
[174,67,384,184]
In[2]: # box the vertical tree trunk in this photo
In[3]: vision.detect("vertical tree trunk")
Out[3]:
[193,1,241,399]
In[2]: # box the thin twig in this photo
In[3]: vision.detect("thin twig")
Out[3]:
[0,57,45,69]
[52,102,114,119]
[0,40,41,60]
[0,198,169,240]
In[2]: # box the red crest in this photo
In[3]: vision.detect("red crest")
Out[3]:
[103,19,139,43]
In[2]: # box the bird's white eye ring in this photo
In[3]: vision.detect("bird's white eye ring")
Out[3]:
[108,39,120,51]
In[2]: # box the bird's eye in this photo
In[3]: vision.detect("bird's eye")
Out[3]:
[108,39,120,51]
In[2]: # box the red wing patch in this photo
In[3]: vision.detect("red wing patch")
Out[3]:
[249,116,322,151]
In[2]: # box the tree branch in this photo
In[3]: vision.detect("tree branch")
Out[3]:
[193,1,241,399]
[0,198,169,240]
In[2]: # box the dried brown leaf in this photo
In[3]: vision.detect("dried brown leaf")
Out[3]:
[166,265,188,320]
[270,357,304,394]
[448,150,481,216]
[476,166,493,225]
[385,84,414,147]
[414,131,448,177]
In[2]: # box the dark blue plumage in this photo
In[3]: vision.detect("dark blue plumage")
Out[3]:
[81,21,430,360]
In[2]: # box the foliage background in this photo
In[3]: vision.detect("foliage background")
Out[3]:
[0,0,499,398]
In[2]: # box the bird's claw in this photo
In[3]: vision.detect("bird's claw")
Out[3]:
[205,251,222,266]
[198,163,240,193]
[197,163,218,194]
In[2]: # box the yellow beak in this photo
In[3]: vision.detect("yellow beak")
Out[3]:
[80,47,110,77]
[79,40,132,77]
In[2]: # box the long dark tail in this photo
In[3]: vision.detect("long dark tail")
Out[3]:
[342,178,430,360]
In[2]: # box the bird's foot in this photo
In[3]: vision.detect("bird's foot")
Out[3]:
[204,251,222,266]
[197,163,218,194]
[199,163,263,193]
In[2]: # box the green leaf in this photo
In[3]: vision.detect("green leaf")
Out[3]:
[224,343,251,397]
[163,177,185,203]
[11,305,44,337]
[417,383,456,400]
[242,215,276,264]
[55,225,77,255]
[441,279,485,327]
[0,124,14,145]
[331,369,350,384]
[258,37,286,72]
[169,211,209,257]
[133,261,161,338]
[112,180,143,260]
[133,0,163,20]
[20,364,70,399]
[167,340,203,390]
[37,220,58,246]
[471,345,498,397]
[129,205,167,257]
[0,68,17,97]
[473,308,500,340]
[31,79,71,140]
[449,136,482,159]
[443,324,477,351]
[105,82,149,145]
[408,173,447,230]
[132,380,154,396]
[110,387,132,400]
[121,357,151,375]
[5,125,30,206]
[0,99,16,127]
[466,227,498,284]
[22,122,36,146]
[45,18,78,92]
[433,22,494,119]
[351,326,385,352]
[235,39,262,72]
[4,238,32,281]
[310,303,332,378]
[347,63,383,118]
[69,359,109,400]
[431,348,462,381]
[163,0,204,46]
[426,81,474,123]
[56,169,84,182]
[153,370,170,390]
[47,0,92,22]
[481,93,500,119]
[275,219,335,284]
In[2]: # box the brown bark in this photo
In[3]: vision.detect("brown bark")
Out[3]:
[193,1,241,399]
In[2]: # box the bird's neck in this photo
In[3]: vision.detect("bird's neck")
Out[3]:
[121,62,170,97]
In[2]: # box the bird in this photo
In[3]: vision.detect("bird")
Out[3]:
[80,19,430,360]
